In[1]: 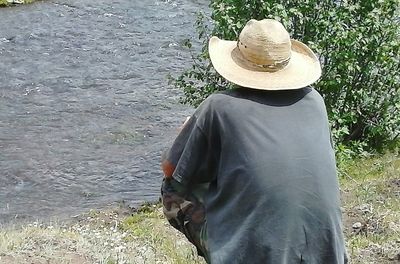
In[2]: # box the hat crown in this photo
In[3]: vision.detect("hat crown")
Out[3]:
[208,18,322,90]
[238,19,291,67]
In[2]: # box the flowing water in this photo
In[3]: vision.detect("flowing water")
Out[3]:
[0,0,208,224]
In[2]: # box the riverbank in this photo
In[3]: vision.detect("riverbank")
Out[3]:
[0,153,399,264]
[0,0,36,7]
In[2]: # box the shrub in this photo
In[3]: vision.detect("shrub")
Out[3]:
[171,0,400,153]
[0,0,8,7]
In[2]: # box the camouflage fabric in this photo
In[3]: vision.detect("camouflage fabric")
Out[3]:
[161,178,210,263]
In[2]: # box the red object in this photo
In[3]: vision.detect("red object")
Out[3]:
[162,160,175,178]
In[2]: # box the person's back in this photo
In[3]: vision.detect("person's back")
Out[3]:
[195,88,346,263]
[161,18,347,264]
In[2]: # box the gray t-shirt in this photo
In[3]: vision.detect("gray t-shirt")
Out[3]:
[166,87,347,264]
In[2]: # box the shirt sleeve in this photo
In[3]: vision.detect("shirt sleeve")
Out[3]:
[164,102,215,188]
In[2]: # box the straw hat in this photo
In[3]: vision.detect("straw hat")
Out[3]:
[209,19,321,90]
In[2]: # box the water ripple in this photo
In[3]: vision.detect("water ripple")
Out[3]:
[0,0,208,224]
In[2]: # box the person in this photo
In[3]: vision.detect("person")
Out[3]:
[161,18,348,264]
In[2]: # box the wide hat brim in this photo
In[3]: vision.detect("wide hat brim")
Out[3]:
[209,36,322,90]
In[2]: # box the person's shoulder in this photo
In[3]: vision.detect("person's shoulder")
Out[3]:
[199,91,236,109]
[207,91,235,102]
[302,87,329,116]
[307,87,326,104]
[308,87,322,97]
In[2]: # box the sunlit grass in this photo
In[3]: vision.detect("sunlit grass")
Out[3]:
[121,203,205,264]
[340,152,400,263]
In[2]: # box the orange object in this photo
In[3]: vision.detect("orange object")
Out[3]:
[162,159,175,178]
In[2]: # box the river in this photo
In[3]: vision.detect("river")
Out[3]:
[0,0,208,224]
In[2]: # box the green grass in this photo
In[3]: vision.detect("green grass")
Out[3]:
[340,152,400,263]
[121,203,205,264]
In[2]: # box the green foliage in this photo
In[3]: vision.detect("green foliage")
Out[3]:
[0,0,37,7]
[171,0,400,152]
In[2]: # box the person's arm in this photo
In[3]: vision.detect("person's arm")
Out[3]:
[161,94,217,188]
[162,158,175,178]
[161,116,191,178]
